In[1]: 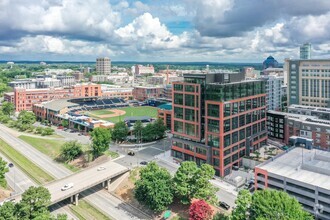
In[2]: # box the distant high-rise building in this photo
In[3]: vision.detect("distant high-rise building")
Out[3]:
[300,43,311,59]
[135,65,154,75]
[96,57,111,75]
[285,58,330,107]
[262,56,279,69]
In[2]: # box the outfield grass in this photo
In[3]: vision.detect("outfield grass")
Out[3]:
[90,109,115,116]
[19,135,66,159]
[0,138,54,184]
[70,200,111,220]
[89,106,158,123]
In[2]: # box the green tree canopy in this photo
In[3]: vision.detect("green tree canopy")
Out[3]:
[60,141,83,162]
[152,118,166,139]
[133,120,143,141]
[135,162,173,211]
[1,102,15,116]
[90,127,111,159]
[249,190,313,220]
[111,121,128,143]
[0,201,16,220]
[61,119,69,127]
[17,111,36,125]
[17,186,51,219]
[0,157,9,187]
[141,123,155,142]
[173,161,217,205]
[231,189,252,220]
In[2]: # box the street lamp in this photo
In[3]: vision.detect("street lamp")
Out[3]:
[314,203,324,220]
[8,163,15,195]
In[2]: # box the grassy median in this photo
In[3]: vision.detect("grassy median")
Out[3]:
[0,138,54,184]
[70,200,111,220]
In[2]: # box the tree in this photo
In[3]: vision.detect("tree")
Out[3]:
[17,186,51,219]
[153,118,167,139]
[231,190,252,220]
[213,212,229,220]
[142,123,155,142]
[133,120,143,141]
[0,201,16,220]
[135,162,173,211]
[111,121,128,143]
[173,162,217,205]
[189,199,213,220]
[249,190,313,220]
[90,127,111,159]
[41,127,54,136]
[60,141,83,162]
[17,111,36,125]
[61,119,69,127]
[1,102,14,116]
[0,111,10,123]
[0,157,9,187]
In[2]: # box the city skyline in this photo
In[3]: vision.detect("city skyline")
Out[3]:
[1,0,330,62]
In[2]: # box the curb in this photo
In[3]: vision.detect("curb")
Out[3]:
[117,141,158,147]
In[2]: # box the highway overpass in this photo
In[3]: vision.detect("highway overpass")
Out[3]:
[13,160,129,206]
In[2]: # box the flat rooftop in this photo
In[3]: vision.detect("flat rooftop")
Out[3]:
[257,147,330,190]
[39,99,79,111]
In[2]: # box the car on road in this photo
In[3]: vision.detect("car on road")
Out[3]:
[140,161,148,165]
[232,165,239,171]
[128,151,135,156]
[219,201,230,210]
[61,183,74,191]
[97,166,106,171]
[78,133,82,136]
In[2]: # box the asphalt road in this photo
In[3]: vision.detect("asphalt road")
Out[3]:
[0,124,150,220]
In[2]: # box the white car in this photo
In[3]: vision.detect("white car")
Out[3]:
[97,166,106,171]
[61,183,74,191]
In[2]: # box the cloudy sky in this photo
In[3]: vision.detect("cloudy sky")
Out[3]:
[1,0,330,62]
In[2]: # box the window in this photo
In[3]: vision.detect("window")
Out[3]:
[224,134,231,147]
[232,102,238,114]
[172,150,182,159]
[174,107,183,119]
[208,119,219,133]
[174,94,183,105]
[224,156,231,166]
[239,129,245,140]
[185,123,195,136]
[196,147,206,155]
[240,101,245,112]
[232,117,238,130]
[213,158,220,166]
[174,121,183,133]
[173,141,183,148]
[232,131,238,144]
[239,114,245,127]
[224,104,231,117]
[185,94,195,107]
[185,109,195,121]
[224,149,231,156]
[208,134,220,147]
[207,104,219,117]
[174,84,183,91]
[185,85,194,92]
[213,150,220,156]
[184,144,194,151]
[224,119,231,132]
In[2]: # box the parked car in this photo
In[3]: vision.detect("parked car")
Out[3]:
[61,183,74,191]
[232,165,239,171]
[219,201,230,210]
[140,161,148,165]
[128,151,135,156]
[97,166,106,171]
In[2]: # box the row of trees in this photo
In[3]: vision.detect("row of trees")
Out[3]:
[0,157,9,188]
[134,161,217,212]
[112,118,167,143]
[0,186,67,220]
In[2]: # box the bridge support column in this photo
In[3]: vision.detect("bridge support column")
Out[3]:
[74,194,79,206]
[102,181,105,187]
[70,196,73,204]
[107,179,112,192]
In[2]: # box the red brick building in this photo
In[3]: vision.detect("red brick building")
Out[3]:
[132,86,164,101]
[8,83,102,112]
[171,73,267,177]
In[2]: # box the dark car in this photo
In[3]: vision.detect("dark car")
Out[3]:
[140,161,148,165]
[219,201,230,210]
[128,151,135,156]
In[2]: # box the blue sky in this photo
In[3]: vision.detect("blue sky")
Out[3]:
[1,0,330,62]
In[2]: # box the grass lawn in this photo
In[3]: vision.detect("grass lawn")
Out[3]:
[89,106,158,123]
[19,135,66,159]
[70,200,111,220]
[0,138,54,184]
[90,109,115,116]
[104,151,119,159]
